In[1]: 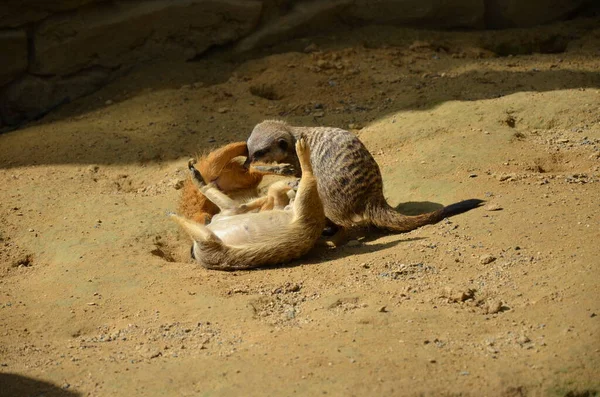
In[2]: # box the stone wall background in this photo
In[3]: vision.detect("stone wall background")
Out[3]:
[0,0,595,128]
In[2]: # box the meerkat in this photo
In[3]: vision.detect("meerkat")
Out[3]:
[178,141,297,224]
[244,120,483,237]
[178,142,263,224]
[171,138,325,270]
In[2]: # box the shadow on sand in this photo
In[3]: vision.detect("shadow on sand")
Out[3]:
[0,373,81,397]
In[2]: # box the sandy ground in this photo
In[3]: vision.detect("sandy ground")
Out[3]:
[1,19,599,397]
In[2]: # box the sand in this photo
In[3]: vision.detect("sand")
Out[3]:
[1,20,599,397]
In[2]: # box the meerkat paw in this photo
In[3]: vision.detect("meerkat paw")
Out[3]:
[278,163,296,176]
[295,137,307,156]
[295,137,312,171]
[188,159,208,187]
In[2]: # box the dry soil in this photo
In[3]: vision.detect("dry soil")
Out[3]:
[1,19,599,397]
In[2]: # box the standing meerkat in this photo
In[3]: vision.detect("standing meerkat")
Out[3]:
[171,138,325,270]
[244,120,483,235]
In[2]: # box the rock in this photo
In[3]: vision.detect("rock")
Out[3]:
[173,180,185,190]
[484,0,594,28]
[442,286,475,302]
[0,30,28,87]
[0,68,111,126]
[234,1,351,53]
[0,0,101,28]
[483,299,503,314]
[497,174,516,182]
[217,107,230,114]
[517,334,531,345]
[346,239,361,247]
[32,0,263,75]
[343,0,485,29]
[485,203,503,211]
[479,254,496,265]
[304,43,319,53]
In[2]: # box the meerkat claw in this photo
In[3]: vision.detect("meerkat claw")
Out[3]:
[287,178,300,189]
[251,163,296,176]
[188,160,207,187]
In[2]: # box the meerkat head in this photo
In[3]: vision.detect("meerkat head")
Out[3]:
[245,120,296,167]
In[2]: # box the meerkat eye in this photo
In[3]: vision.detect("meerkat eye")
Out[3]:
[253,149,266,159]
[278,139,288,151]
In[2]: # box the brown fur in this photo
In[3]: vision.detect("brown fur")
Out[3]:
[246,120,483,234]
[171,138,325,270]
[178,142,264,224]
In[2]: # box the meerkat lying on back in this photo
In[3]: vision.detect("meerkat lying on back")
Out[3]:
[171,138,325,270]
[244,120,483,238]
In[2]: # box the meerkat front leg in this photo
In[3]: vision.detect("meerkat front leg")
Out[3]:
[320,228,349,248]
[250,163,297,176]
[188,160,239,211]
[290,138,324,223]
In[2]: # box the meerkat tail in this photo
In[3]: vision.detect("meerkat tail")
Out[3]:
[200,142,249,178]
[366,199,484,233]
[439,199,485,218]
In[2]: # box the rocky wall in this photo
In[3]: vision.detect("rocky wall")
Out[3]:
[0,0,594,129]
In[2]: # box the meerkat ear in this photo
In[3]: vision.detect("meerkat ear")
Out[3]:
[278,138,288,151]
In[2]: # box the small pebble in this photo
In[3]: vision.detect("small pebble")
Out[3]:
[378,306,388,313]
[304,43,318,53]
[517,335,531,345]
[173,180,185,190]
[105,100,113,105]
[484,299,503,314]
[479,254,496,265]
[485,203,503,211]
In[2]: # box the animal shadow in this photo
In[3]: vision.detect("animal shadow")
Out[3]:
[0,373,81,397]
